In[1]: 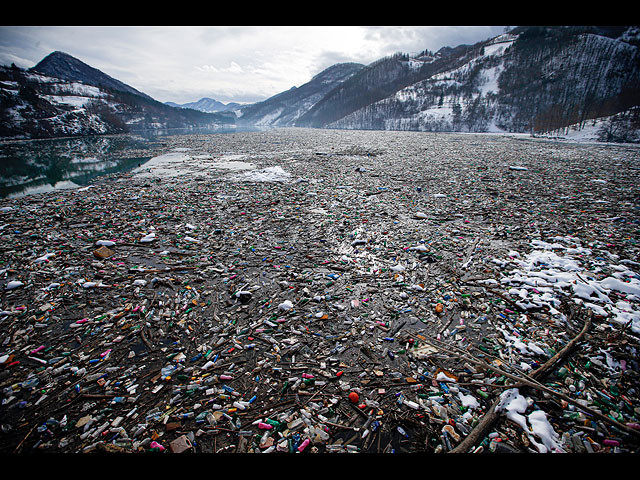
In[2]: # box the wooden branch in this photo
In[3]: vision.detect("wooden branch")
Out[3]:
[408,308,639,452]
[448,309,591,453]
[14,424,37,454]
[525,305,592,380]
[140,327,153,351]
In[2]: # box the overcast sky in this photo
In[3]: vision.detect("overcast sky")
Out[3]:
[0,26,508,105]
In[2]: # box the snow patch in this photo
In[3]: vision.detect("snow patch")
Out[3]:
[233,166,292,183]
[498,236,640,334]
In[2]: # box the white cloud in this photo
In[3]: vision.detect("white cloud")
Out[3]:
[196,62,244,74]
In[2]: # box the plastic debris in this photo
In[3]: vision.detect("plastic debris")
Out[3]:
[0,128,639,454]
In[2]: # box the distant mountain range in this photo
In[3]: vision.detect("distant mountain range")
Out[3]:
[1,26,639,141]
[164,97,243,113]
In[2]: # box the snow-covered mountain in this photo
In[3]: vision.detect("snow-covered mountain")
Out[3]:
[32,51,154,101]
[165,97,243,113]
[0,53,235,139]
[327,34,520,132]
[247,26,640,142]
[236,63,364,126]
[0,64,126,138]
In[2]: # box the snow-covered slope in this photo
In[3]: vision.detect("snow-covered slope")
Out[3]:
[0,67,123,138]
[1,61,235,139]
[328,29,639,137]
[330,34,517,132]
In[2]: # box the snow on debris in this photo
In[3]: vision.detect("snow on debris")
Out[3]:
[496,236,640,334]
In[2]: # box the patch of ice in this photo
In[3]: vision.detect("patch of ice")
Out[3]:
[527,409,565,453]
[96,240,116,247]
[458,392,480,409]
[34,253,55,264]
[278,300,294,311]
[5,280,24,290]
[234,166,292,183]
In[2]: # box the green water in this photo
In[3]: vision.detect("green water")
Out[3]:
[0,134,157,198]
[0,126,265,198]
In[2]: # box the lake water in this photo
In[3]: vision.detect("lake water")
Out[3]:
[0,126,260,198]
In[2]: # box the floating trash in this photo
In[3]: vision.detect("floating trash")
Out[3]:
[0,128,638,454]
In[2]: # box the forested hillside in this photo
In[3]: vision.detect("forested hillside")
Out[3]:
[325,27,639,139]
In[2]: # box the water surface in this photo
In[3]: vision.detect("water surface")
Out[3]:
[0,126,263,198]
[0,134,154,198]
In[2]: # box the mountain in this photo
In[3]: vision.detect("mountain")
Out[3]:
[240,26,640,142]
[3,27,639,142]
[32,51,154,101]
[165,97,244,113]
[325,27,640,136]
[0,53,235,139]
[237,62,364,126]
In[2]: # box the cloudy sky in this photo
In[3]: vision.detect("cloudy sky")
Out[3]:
[0,26,508,105]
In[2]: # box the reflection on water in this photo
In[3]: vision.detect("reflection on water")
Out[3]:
[0,134,154,198]
[132,125,257,139]
[0,126,264,198]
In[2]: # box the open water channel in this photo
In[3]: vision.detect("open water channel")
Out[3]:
[0,127,260,199]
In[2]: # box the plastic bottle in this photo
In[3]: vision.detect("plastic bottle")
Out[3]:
[297,438,310,452]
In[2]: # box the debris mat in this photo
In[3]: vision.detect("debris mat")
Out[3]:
[1,128,639,454]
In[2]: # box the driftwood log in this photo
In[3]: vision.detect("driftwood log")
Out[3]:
[409,305,640,452]
[449,306,593,452]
